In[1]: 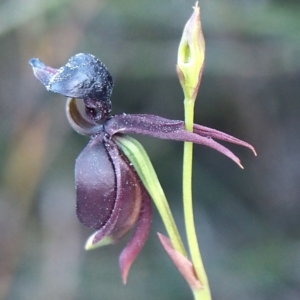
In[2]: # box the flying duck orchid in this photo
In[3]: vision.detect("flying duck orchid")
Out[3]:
[29,52,256,284]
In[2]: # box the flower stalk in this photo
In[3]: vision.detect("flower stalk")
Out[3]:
[178,3,211,299]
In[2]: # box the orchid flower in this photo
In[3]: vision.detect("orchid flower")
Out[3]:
[29,53,256,284]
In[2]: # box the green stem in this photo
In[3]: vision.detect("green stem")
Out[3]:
[183,99,211,299]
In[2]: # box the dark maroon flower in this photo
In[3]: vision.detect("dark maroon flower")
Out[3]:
[29,53,256,283]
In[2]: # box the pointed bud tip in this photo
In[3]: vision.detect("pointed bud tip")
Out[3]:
[177,1,205,101]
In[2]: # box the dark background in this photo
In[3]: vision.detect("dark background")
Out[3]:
[1,0,300,299]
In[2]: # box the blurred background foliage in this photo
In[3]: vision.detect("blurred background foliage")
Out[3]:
[1,0,300,299]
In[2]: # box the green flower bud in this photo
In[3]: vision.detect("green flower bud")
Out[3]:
[177,2,205,101]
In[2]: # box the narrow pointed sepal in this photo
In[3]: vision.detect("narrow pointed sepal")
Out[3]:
[119,189,152,284]
[105,114,256,167]
[158,233,202,290]
[193,124,257,156]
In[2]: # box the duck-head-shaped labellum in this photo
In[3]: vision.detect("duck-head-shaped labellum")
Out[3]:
[29,53,113,121]
[29,53,256,284]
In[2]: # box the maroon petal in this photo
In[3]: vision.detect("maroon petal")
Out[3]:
[105,114,183,137]
[193,124,257,156]
[119,187,152,284]
[104,144,151,282]
[105,114,255,167]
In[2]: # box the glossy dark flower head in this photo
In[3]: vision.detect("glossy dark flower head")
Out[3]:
[29,53,113,121]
